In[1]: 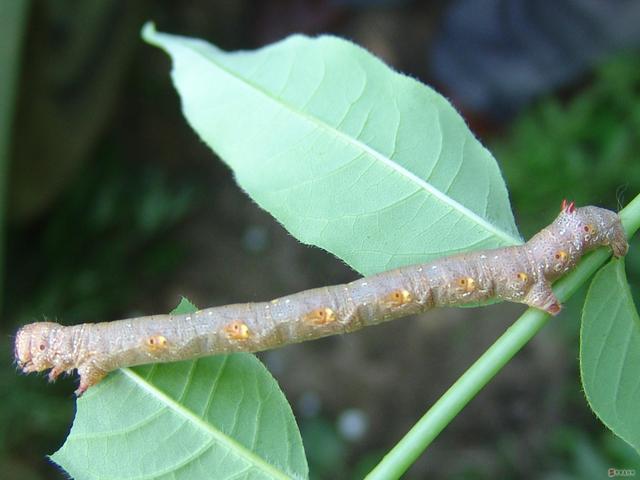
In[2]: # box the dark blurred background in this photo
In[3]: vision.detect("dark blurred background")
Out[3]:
[2,1,640,479]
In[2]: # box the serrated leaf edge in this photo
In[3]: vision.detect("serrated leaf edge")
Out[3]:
[121,368,291,479]
[580,258,640,455]
[102,366,294,479]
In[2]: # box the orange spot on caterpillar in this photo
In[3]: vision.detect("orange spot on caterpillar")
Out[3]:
[546,302,562,316]
[457,277,476,293]
[145,335,169,352]
[517,272,528,282]
[383,289,413,307]
[554,251,568,262]
[553,250,569,272]
[224,321,250,340]
[583,224,596,239]
[304,308,336,325]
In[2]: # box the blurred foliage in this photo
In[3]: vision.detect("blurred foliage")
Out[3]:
[9,0,146,222]
[542,428,640,480]
[494,54,640,238]
[300,414,384,480]
[6,150,195,325]
[302,417,349,479]
[1,150,197,479]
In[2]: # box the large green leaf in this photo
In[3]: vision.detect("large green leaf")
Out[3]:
[142,23,521,276]
[51,299,308,479]
[581,259,640,454]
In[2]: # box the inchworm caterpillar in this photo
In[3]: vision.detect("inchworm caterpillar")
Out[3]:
[14,202,628,395]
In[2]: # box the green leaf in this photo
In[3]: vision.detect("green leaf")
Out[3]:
[173,296,198,315]
[142,23,521,276]
[51,300,308,480]
[581,258,640,454]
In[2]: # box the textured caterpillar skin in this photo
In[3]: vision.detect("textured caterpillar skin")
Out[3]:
[14,203,628,395]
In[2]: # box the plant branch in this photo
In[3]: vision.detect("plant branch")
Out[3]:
[365,193,640,480]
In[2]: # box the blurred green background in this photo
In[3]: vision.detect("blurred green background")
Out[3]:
[1,1,639,479]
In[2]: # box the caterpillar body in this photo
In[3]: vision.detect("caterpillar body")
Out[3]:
[14,202,628,395]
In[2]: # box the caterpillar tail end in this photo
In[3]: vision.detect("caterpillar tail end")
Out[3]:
[610,235,629,258]
[545,302,562,316]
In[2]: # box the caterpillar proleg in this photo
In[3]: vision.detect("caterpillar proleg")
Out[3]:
[14,202,628,395]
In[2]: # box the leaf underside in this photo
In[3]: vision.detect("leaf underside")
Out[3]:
[51,299,308,480]
[142,23,521,276]
[581,259,640,454]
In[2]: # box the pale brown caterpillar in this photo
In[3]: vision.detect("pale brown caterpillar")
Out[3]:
[14,202,628,396]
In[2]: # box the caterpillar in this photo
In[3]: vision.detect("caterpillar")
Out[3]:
[14,201,628,396]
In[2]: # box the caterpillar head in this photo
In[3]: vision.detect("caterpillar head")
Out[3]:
[559,201,628,257]
[14,322,73,377]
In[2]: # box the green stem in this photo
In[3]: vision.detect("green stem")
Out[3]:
[365,193,640,480]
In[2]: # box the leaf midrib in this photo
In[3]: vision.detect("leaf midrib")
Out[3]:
[120,367,293,480]
[144,24,522,247]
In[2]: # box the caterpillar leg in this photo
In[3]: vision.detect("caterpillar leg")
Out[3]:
[523,282,562,316]
[48,366,66,383]
[75,364,107,397]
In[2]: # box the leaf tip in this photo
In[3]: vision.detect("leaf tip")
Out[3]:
[141,21,158,44]
[172,296,198,315]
